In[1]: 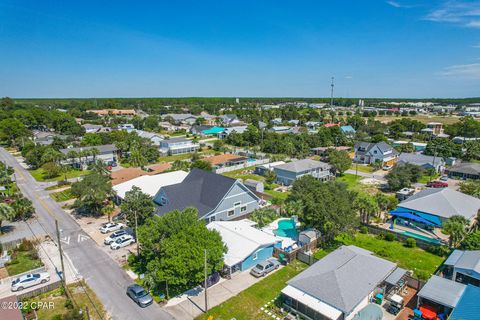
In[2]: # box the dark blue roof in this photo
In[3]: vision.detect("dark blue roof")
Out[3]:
[389,209,436,226]
[449,285,480,320]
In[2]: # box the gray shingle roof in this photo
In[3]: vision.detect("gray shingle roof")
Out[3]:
[60,144,117,155]
[398,153,444,167]
[274,159,330,173]
[354,141,398,156]
[398,188,480,220]
[287,245,396,314]
[418,275,466,308]
[154,169,253,218]
[448,162,480,175]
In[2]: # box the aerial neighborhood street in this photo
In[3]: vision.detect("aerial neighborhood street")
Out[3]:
[2,2,480,320]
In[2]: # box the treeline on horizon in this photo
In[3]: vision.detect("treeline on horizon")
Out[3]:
[7,96,480,110]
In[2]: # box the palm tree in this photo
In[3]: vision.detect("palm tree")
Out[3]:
[101,199,115,222]
[353,192,379,225]
[66,150,78,166]
[90,148,100,163]
[12,196,34,221]
[0,203,15,234]
[443,215,469,248]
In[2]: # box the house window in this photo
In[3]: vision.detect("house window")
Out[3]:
[234,201,241,207]
[241,206,247,212]
[227,210,235,217]
[252,252,258,260]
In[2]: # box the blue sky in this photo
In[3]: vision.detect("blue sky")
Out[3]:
[0,0,479,98]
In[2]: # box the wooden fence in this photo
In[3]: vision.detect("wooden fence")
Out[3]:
[17,280,62,300]
[0,237,25,251]
[273,238,319,264]
[365,225,445,250]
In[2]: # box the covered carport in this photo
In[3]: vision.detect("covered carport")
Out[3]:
[417,276,466,318]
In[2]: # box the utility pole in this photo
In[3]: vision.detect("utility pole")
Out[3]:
[330,77,335,107]
[135,210,139,256]
[55,220,70,301]
[204,249,208,312]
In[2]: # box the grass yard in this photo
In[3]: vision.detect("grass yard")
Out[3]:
[30,168,91,182]
[51,188,75,202]
[45,182,71,191]
[221,166,258,178]
[264,189,290,201]
[22,281,106,320]
[335,233,444,279]
[336,173,363,190]
[350,164,375,173]
[418,173,440,184]
[5,249,43,276]
[196,260,308,320]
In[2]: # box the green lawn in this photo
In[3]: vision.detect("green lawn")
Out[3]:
[350,164,375,173]
[221,165,258,178]
[264,189,290,201]
[418,173,440,184]
[30,168,91,182]
[50,188,75,202]
[334,233,444,279]
[336,173,363,190]
[22,281,106,320]
[196,261,308,320]
[45,182,71,191]
[5,250,43,276]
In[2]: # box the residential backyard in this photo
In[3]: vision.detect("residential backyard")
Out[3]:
[314,233,445,280]
[196,260,308,320]
[30,168,91,182]
[5,241,43,276]
[336,173,363,190]
[349,164,375,173]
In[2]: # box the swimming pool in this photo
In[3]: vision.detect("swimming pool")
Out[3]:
[273,219,298,239]
[402,231,441,244]
[247,158,257,163]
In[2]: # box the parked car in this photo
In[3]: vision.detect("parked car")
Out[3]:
[382,165,393,171]
[440,175,448,181]
[426,180,448,188]
[250,258,280,277]
[11,272,50,292]
[104,229,128,245]
[100,222,125,234]
[112,212,126,222]
[126,284,153,307]
[110,234,135,250]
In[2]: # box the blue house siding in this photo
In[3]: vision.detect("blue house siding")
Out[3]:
[274,168,299,186]
[240,245,274,271]
[208,182,259,221]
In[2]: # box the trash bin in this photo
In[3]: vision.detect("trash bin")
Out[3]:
[375,293,383,304]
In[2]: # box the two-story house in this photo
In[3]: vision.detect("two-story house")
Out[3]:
[159,137,200,155]
[154,169,260,223]
[354,141,399,166]
[59,144,118,168]
[274,159,332,186]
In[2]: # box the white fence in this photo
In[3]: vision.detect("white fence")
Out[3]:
[215,159,270,174]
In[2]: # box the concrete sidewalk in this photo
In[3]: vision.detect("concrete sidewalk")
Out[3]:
[165,267,282,320]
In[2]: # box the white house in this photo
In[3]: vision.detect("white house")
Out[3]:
[353,141,399,166]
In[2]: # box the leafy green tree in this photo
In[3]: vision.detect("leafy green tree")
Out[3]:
[463,140,480,161]
[0,118,30,146]
[129,143,148,168]
[328,150,352,175]
[444,116,480,137]
[144,116,159,131]
[190,160,213,172]
[375,192,398,213]
[396,143,415,153]
[42,162,62,179]
[137,208,226,295]
[460,231,480,250]
[249,208,279,227]
[459,180,480,198]
[212,140,223,152]
[0,203,15,234]
[71,173,113,215]
[386,164,424,191]
[120,186,155,230]
[288,176,357,242]
[424,138,462,158]
[171,160,190,171]
[443,215,469,248]
[283,200,303,217]
[264,170,277,184]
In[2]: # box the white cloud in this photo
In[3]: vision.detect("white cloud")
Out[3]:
[441,63,480,78]
[425,1,480,28]
[386,1,416,8]
[386,1,402,8]
[345,75,353,79]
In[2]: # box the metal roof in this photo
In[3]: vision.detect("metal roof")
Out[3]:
[287,245,396,314]
[448,285,480,320]
[274,159,330,173]
[384,267,407,285]
[59,144,117,155]
[448,162,480,175]
[418,275,466,308]
[398,188,480,220]
[444,250,480,274]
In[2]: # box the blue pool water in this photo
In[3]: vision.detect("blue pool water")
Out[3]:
[403,231,441,244]
[247,158,256,163]
[273,219,298,239]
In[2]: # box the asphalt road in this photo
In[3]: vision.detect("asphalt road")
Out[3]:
[0,148,174,320]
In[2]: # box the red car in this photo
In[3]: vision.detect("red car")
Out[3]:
[427,180,448,188]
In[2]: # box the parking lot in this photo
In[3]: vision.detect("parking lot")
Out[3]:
[75,215,135,267]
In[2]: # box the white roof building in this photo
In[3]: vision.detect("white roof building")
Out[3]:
[207,220,280,268]
[113,170,188,199]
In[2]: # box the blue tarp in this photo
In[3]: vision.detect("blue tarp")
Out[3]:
[389,209,436,226]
